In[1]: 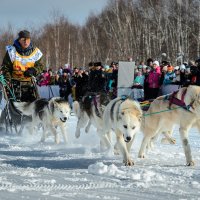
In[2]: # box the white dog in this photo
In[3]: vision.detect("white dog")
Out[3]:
[139,85,200,166]
[102,97,143,166]
[13,97,71,144]
[73,92,111,150]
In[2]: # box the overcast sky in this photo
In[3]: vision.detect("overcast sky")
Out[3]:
[0,0,109,31]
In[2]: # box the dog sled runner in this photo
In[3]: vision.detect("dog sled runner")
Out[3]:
[0,74,39,134]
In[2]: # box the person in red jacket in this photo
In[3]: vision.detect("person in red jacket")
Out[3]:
[146,61,161,99]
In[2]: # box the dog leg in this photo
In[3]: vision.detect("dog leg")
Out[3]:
[75,113,89,138]
[138,135,151,158]
[179,127,194,166]
[116,129,134,166]
[85,120,91,133]
[161,131,176,144]
[40,123,48,143]
[49,124,60,144]
[60,124,68,143]
[97,129,112,151]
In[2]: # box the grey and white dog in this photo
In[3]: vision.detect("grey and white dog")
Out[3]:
[13,97,71,144]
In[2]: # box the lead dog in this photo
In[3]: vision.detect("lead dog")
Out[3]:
[139,85,200,166]
[13,97,71,144]
[102,97,143,166]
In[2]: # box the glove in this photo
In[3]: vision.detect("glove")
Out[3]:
[24,67,36,77]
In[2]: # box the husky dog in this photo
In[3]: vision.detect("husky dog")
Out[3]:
[102,97,143,166]
[73,92,111,150]
[139,85,200,166]
[13,97,71,144]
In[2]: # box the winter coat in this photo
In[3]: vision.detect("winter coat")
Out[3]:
[38,72,50,86]
[73,73,89,100]
[1,39,44,82]
[163,71,176,85]
[58,76,72,99]
[88,69,106,92]
[147,70,160,88]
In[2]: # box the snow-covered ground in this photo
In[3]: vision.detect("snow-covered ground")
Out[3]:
[0,114,200,200]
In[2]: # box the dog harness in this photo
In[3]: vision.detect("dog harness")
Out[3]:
[165,88,193,111]
[110,95,128,121]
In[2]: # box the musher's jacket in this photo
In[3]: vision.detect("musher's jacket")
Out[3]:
[1,40,44,82]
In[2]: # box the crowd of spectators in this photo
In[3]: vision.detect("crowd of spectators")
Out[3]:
[36,57,200,102]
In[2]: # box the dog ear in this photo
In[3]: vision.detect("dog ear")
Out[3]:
[49,101,55,113]
[187,91,200,113]
[138,114,143,122]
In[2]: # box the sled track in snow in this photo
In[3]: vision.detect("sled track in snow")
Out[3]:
[0,181,119,191]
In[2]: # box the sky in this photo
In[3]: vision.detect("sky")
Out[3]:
[0,0,109,31]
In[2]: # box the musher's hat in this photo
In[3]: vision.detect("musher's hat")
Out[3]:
[18,30,31,39]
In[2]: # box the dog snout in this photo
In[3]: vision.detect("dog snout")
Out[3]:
[126,136,131,142]
[63,117,67,121]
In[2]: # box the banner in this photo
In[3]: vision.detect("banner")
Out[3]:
[37,85,60,99]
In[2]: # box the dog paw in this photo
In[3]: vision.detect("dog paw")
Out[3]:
[75,130,80,138]
[138,154,145,158]
[123,159,134,166]
[186,161,195,166]
[85,127,90,133]
[170,138,176,144]
[55,136,60,144]
[114,149,120,155]
[161,138,176,144]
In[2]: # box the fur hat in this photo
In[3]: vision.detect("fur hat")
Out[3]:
[88,62,94,67]
[94,62,102,67]
[18,30,31,39]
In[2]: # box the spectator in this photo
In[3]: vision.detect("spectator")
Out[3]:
[58,70,72,101]
[38,70,50,86]
[146,61,161,99]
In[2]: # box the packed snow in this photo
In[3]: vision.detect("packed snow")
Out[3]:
[0,113,200,200]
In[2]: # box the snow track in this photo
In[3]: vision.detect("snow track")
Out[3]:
[0,116,200,199]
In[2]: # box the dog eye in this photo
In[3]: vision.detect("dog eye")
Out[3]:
[132,126,135,130]
[121,112,124,115]
[60,110,63,113]
[123,125,127,129]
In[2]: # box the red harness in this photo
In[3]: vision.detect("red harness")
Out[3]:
[168,88,188,109]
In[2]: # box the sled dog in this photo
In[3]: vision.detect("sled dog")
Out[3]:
[102,97,143,166]
[139,85,200,166]
[13,97,71,144]
[73,92,111,150]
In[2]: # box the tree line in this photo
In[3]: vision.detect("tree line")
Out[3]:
[0,0,200,72]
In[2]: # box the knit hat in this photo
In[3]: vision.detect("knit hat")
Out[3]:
[153,61,159,66]
[167,66,173,72]
[180,64,186,70]
[18,30,31,39]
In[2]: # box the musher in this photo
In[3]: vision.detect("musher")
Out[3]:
[1,30,44,102]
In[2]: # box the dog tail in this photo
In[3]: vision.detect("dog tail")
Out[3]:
[13,102,32,116]
[73,101,80,116]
